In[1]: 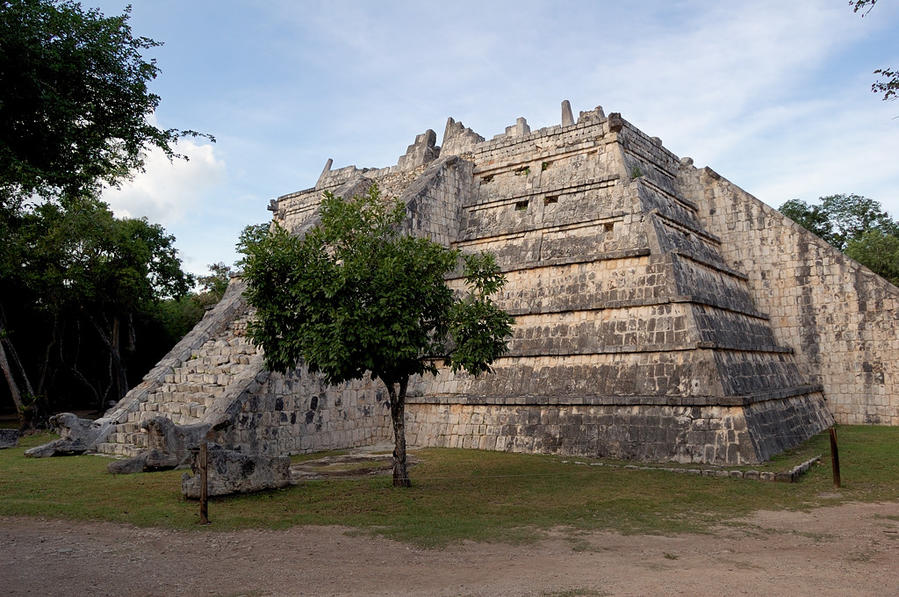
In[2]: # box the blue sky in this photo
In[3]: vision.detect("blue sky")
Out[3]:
[92,1,899,277]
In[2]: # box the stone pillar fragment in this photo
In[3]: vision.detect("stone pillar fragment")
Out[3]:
[442,117,484,156]
[504,117,531,138]
[561,100,574,127]
[397,129,440,170]
[315,158,334,188]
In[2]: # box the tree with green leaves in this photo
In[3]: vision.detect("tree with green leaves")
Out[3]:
[1,196,194,424]
[778,194,899,286]
[778,198,832,243]
[0,0,209,426]
[845,230,899,286]
[153,262,237,344]
[0,0,212,204]
[240,185,514,486]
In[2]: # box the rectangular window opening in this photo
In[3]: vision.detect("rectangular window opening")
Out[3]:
[603,222,615,232]
[544,195,559,206]
[515,200,529,211]
[481,174,494,183]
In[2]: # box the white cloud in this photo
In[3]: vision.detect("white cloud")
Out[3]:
[101,138,226,226]
[742,100,899,216]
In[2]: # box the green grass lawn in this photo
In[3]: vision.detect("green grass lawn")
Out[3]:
[1,426,896,547]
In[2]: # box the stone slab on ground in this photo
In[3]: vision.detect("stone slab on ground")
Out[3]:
[0,429,19,449]
[24,413,112,457]
[181,443,291,498]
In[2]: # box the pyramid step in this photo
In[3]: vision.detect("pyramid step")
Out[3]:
[95,442,142,458]
[128,432,148,448]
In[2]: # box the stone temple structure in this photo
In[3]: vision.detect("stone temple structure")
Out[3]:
[64,101,899,466]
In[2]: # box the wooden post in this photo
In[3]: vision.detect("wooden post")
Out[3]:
[829,426,841,489]
[199,440,209,524]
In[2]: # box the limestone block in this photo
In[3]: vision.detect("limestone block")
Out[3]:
[181,444,291,498]
[25,413,113,457]
[0,429,20,449]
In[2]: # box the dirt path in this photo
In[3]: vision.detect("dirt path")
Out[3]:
[2,501,897,596]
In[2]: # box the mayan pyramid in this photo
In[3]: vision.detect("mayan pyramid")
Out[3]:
[91,100,899,465]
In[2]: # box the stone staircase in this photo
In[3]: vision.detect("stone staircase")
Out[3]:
[95,314,261,457]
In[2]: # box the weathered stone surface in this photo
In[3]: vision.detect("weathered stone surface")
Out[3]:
[23,438,84,458]
[143,416,209,460]
[181,444,291,498]
[108,454,150,474]
[397,130,439,171]
[0,429,19,449]
[561,100,574,127]
[681,165,899,425]
[106,415,211,473]
[86,99,898,470]
[403,392,830,465]
[25,413,112,457]
[107,448,184,474]
[442,117,484,156]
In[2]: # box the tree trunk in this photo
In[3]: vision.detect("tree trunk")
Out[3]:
[89,313,130,405]
[68,364,102,410]
[386,376,411,487]
[0,306,36,427]
[0,306,35,400]
[37,313,59,396]
[0,338,25,420]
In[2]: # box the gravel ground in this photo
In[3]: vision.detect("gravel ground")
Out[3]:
[2,501,897,596]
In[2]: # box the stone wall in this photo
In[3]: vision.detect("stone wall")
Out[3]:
[96,280,258,457]
[216,369,391,457]
[233,103,850,464]
[404,391,831,464]
[100,100,886,468]
[681,166,899,425]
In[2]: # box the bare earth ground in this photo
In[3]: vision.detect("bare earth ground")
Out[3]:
[2,501,897,597]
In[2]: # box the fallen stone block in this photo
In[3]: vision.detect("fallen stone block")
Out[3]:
[108,453,149,474]
[25,413,112,457]
[107,449,182,474]
[0,429,19,449]
[24,437,89,458]
[143,416,210,465]
[181,444,291,498]
[107,416,212,474]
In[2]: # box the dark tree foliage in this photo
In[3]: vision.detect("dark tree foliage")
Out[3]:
[845,230,899,286]
[197,262,233,301]
[0,197,195,425]
[0,1,211,426]
[778,199,832,242]
[241,186,514,486]
[154,262,234,341]
[0,0,212,203]
[778,194,899,286]
[850,0,877,15]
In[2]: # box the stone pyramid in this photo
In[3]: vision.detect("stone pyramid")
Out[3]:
[87,99,899,466]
